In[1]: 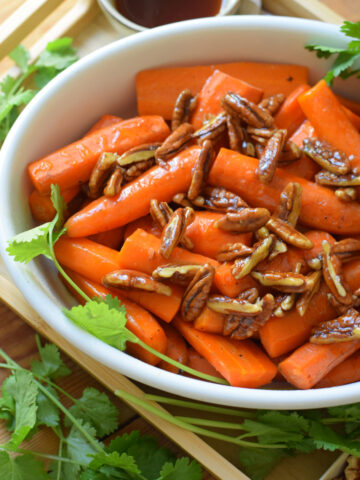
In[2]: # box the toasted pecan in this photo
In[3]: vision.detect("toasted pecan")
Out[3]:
[251,270,307,293]
[258,93,285,115]
[315,170,360,187]
[296,270,322,317]
[216,242,254,262]
[303,138,350,175]
[278,141,302,165]
[156,123,194,162]
[192,186,248,213]
[310,308,360,344]
[181,264,215,322]
[88,152,120,198]
[160,207,195,259]
[152,264,202,286]
[232,235,274,279]
[193,112,227,143]
[335,187,357,202]
[102,269,171,296]
[187,140,215,200]
[266,217,313,249]
[207,295,262,316]
[117,143,160,166]
[221,93,274,128]
[171,89,198,131]
[215,208,271,233]
[322,241,353,306]
[123,158,155,181]
[150,199,173,228]
[274,182,302,227]
[103,166,124,197]
[257,129,286,183]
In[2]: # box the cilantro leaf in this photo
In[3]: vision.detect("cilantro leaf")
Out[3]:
[66,421,103,467]
[341,21,360,40]
[157,458,202,480]
[103,295,127,315]
[310,421,360,457]
[90,451,143,479]
[4,371,38,448]
[31,341,70,380]
[36,385,60,428]
[6,224,51,263]
[0,451,49,480]
[36,37,77,71]
[9,45,30,72]
[238,448,289,480]
[127,438,175,480]
[64,299,136,351]
[0,375,16,430]
[65,388,118,437]
[305,44,346,59]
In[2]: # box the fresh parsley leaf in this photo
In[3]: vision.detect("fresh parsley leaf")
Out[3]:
[4,371,38,448]
[126,438,175,480]
[310,421,360,457]
[6,223,51,263]
[238,447,289,480]
[64,300,136,351]
[31,341,70,380]
[341,20,360,40]
[65,387,118,437]
[9,45,30,72]
[0,451,49,480]
[36,385,60,428]
[103,295,127,315]
[90,451,143,479]
[66,421,103,467]
[157,458,202,480]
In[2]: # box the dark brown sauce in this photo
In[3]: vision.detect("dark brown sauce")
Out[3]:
[115,0,222,28]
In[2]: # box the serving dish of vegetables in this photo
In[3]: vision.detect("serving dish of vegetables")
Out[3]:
[2,16,360,409]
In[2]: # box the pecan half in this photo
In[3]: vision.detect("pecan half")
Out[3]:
[273,263,302,316]
[171,89,198,131]
[315,170,360,187]
[258,93,285,115]
[222,93,274,128]
[322,241,353,305]
[246,127,275,138]
[172,193,194,208]
[268,238,288,260]
[117,143,160,166]
[232,235,274,279]
[335,187,357,202]
[150,199,173,228]
[278,141,302,165]
[310,308,360,344]
[333,238,360,262]
[230,293,275,340]
[216,242,254,262]
[266,217,313,249]
[255,143,265,159]
[207,295,262,316]
[187,140,214,200]
[193,112,227,143]
[88,152,120,198]
[102,269,171,296]
[215,208,271,233]
[192,186,248,213]
[226,114,244,152]
[251,270,307,293]
[123,158,155,181]
[160,207,195,259]
[274,182,302,227]
[223,288,260,335]
[181,264,215,322]
[307,257,322,271]
[155,123,194,162]
[296,270,322,317]
[303,138,350,175]
[103,166,124,197]
[152,264,202,285]
[257,129,287,183]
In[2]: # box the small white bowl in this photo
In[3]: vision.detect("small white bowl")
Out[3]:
[1,16,360,409]
[98,0,242,35]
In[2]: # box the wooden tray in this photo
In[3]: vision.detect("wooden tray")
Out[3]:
[0,1,355,478]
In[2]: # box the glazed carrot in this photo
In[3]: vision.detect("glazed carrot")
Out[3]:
[316,350,360,388]
[185,348,224,379]
[280,120,319,180]
[66,146,201,238]
[343,259,360,293]
[28,116,170,195]
[208,148,360,235]
[29,185,80,223]
[343,106,360,131]
[54,236,182,322]
[62,269,167,365]
[260,283,336,358]
[117,228,247,298]
[258,246,305,273]
[274,84,310,137]
[90,227,124,250]
[124,215,161,240]
[193,307,224,334]
[191,69,263,129]
[279,340,360,390]
[136,62,308,119]
[301,230,335,263]
[159,324,188,373]
[337,94,360,116]
[298,80,360,170]
[174,318,277,388]
[86,114,122,135]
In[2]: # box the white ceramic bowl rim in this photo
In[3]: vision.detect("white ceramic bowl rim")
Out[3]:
[1,16,359,410]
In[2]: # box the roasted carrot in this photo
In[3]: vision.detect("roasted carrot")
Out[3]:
[136,62,308,119]
[301,230,335,263]
[185,348,224,379]
[258,246,305,273]
[279,120,319,180]
[28,116,170,195]
[208,148,360,235]
[159,324,188,373]
[193,307,224,334]
[316,350,360,388]
[54,236,182,322]
[90,227,124,250]
[279,340,360,389]
[343,259,360,293]
[61,269,167,365]
[274,84,310,138]
[29,185,80,223]
[85,114,122,135]
[191,69,263,129]
[337,94,360,116]
[66,146,201,238]
[343,106,360,131]
[298,80,360,170]
[213,262,258,298]
[174,318,277,388]
[124,215,161,240]
[260,283,337,358]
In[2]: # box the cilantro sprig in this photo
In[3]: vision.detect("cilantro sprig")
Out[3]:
[0,340,202,479]
[306,20,360,84]
[7,186,227,385]
[0,38,78,146]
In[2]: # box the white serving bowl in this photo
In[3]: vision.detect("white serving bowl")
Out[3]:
[1,16,359,409]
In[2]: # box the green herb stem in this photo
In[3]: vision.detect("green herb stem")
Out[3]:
[0,446,83,466]
[175,416,246,430]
